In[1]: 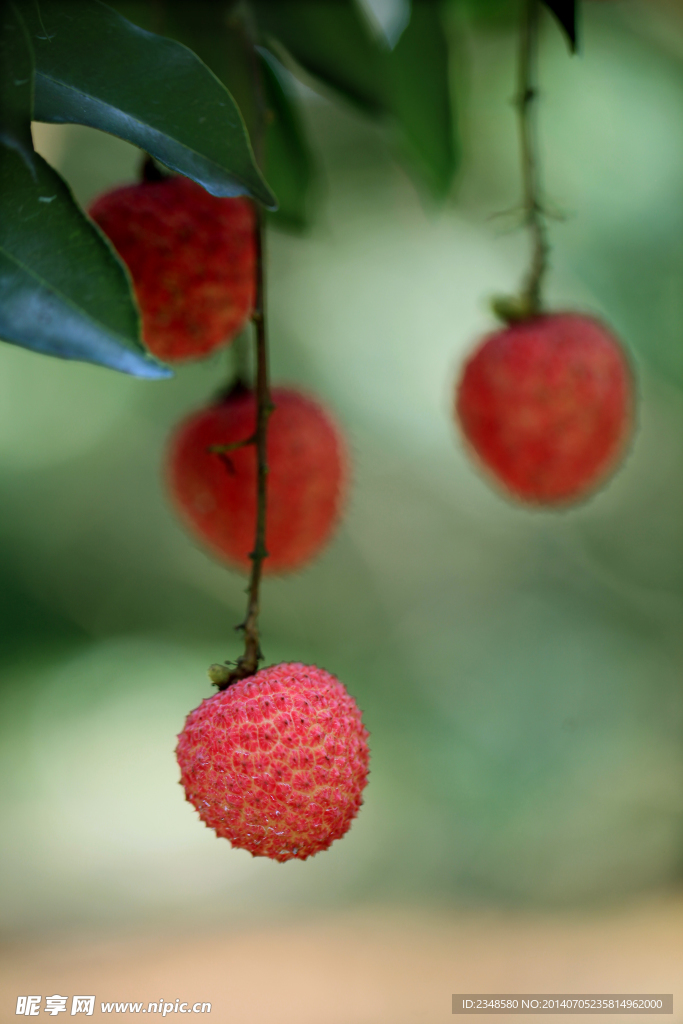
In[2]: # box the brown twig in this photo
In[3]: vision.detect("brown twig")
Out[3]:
[209,208,273,690]
[207,435,257,455]
[492,0,550,324]
[209,12,273,690]
[517,0,548,314]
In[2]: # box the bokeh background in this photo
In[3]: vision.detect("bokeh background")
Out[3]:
[2,0,683,1019]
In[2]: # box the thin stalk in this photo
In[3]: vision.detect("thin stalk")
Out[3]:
[517,0,549,315]
[231,330,251,388]
[210,209,272,691]
[209,9,273,690]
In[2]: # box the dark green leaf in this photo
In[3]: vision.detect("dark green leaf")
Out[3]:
[254,0,384,114]
[99,0,157,33]
[386,2,458,199]
[0,0,163,375]
[152,1,260,140]
[20,0,276,206]
[259,48,315,229]
[0,1,34,161]
[0,144,171,377]
[458,0,521,31]
[541,0,576,52]
[156,0,314,228]
[254,0,459,198]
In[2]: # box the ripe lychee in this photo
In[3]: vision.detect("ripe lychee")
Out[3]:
[176,662,370,861]
[88,175,256,363]
[455,313,634,505]
[167,386,348,574]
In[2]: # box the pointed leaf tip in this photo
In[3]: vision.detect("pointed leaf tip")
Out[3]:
[541,0,577,53]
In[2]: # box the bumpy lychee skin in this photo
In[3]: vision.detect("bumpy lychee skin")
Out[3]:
[167,386,348,574]
[88,176,255,362]
[455,313,634,505]
[176,663,370,861]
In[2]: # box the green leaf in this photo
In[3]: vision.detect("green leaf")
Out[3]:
[541,0,577,52]
[457,0,521,31]
[0,0,165,375]
[156,1,314,229]
[254,0,459,198]
[20,0,276,207]
[254,0,384,114]
[0,1,34,161]
[385,2,458,199]
[144,1,260,140]
[259,48,316,229]
[0,144,171,377]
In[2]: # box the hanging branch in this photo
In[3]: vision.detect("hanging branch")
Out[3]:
[209,11,273,691]
[493,0,549,323]
[518,0,549,314]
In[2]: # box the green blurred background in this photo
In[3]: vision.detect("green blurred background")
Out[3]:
[3,0,683,958]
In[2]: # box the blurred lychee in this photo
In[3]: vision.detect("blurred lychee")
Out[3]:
[89,174,255,362]
[167,386,348,573]
[455,312,634,504]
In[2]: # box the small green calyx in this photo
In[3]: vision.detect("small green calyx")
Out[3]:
[208,663,234,687]
[491,293,541,325]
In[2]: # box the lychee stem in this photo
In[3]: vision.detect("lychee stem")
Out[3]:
[517,0,549,315]
[242,207,273,659]
[232,330,251,389]
[212,207,273,691]
[209,4,275,690]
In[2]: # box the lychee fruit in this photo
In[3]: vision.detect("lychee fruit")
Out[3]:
[176,662,370,861]
[167,386,348,574]
[88,175,256,362]
[455,313,634,505]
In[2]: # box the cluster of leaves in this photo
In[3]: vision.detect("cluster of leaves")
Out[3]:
[0,0,575,378]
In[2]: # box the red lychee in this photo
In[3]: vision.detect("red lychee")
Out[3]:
[176,662,370,861]
[167,386,348,574]
[88,175,255,363]
[455,313,634,505]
